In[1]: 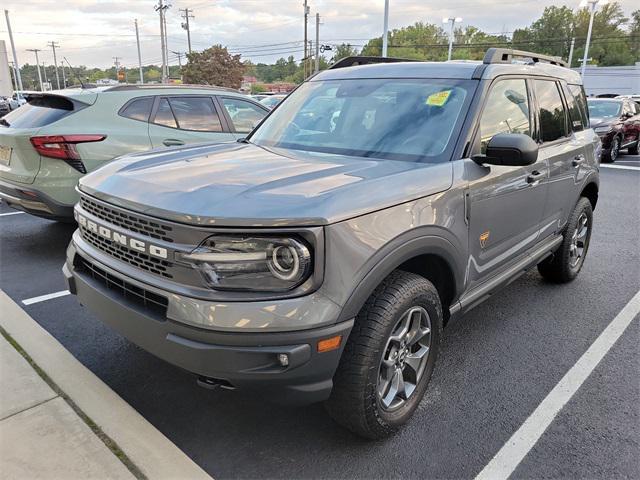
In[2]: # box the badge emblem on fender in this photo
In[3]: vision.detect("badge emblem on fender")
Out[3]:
[479,231,490,248]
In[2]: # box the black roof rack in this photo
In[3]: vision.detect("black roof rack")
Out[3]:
[483,48,568,68]
[104,84,239,93]
[329,56,418,70]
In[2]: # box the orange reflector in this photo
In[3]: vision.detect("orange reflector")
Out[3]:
[317,335,342,353]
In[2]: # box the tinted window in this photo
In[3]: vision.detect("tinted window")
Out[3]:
[535,80,568,143]
[479,79,531,153]
[1,96,78,128]
[561,84,584,132]
[250,78,475,163]
[221,97,267,133]
[120,97,153,122]
[169,97,222,132]
[568,84,589,128]
[154,98,177,128]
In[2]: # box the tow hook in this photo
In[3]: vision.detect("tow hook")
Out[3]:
[197,376,235,391]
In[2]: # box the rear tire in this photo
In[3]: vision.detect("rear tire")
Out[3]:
[326,271,442,439]
[538,197,593,283]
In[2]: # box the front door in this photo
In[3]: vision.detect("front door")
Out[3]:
[466,77,549,290]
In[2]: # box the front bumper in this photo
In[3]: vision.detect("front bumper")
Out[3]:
[0,178,74,219]
[64,243,353,405]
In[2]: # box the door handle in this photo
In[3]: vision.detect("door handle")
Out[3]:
[163,139,185,147]
[526,170,545,184]
[572,154,585,167]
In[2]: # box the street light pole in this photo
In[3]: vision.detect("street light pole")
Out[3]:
[135,19,144,84]
[443,17,462,61]
[580,0,602,77]
[4,10,23,91]
[382,0,390,57]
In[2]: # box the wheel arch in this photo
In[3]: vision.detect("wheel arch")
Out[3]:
[580,180,599,210]
[337,233,464,325]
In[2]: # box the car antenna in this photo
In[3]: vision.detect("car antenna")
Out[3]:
[63,57,86,89]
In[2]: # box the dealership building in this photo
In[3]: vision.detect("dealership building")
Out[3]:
[577,62,640,97]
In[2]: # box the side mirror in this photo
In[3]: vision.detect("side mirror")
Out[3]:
[473,133,538,167]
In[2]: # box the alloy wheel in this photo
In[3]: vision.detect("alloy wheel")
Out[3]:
[611,138,619,161]
[377,306,432,411]
[569,212,589,268]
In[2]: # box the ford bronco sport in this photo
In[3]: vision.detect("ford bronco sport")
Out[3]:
[64,49,600,439]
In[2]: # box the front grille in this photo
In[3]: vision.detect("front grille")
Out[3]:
[79,226,174,279]
[75,255,168,318]
[80,196,174,243]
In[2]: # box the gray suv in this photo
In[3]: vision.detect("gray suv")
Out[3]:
[64,49,600,439]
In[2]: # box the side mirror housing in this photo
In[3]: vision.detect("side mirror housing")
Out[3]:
[473,133,539,167]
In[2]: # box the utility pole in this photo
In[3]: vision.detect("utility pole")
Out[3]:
[303,1,309,78]
[113,56,121,81]
[443,17,462,61]
[42,61,49,88]
[27,48,44,91]
[171,51,184,68]
[4,10,24,91]
[135,19,144,84]
[568,37,575,68]
[47,41,61,89]
[315,13,320,73]
[581,0,600,77]
[60,60,66,88]
[382,0,389,57]
[155,0,170,83]
[180,8,194,54]
[163,4,170,81]
[8,61,18,92]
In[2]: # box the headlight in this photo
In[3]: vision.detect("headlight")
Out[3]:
[177,235,312,292]
[594,126,611,134]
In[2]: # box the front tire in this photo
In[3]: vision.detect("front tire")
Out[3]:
[538,197,593,283]
[326,271,442,439]
[603,136,620,162]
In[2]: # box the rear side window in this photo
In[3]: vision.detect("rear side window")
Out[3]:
[535,80,568,143]
[1,95,80,128]
[153,98,178,128]
[168,97,222,132]
[479,78,531,153]
[561,84,584,132]
[120,97,153,122]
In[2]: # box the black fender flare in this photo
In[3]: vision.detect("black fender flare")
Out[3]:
[337,229,465,322]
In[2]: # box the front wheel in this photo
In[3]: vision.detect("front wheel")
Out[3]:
[325,271,442,439]
[538,197,593,283]
[603,136,620,162]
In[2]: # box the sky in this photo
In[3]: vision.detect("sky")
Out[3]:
[1,0,638,69]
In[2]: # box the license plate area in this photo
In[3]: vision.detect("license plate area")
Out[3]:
[0,145,11,166]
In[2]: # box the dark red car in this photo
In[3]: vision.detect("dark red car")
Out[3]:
[588,98,640,162]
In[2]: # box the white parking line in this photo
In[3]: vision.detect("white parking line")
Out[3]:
[475,290,640,480]
[0,211,25,217]
[22,290,70,306]
[600,164,640,171]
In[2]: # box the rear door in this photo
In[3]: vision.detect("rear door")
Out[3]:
[0,94,88,184]
[534,79,586,240]
[621,100,640,147]
[148,96,235,148]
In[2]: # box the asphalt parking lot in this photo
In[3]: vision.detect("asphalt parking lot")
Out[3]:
[1,157,639,479]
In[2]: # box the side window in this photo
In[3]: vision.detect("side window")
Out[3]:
[168,97,222,132]
[561,84,584,132]
[153,98,178,128]
[568,84,589,128]
[479,78,531,153]
[221,97,267,133]
[120,97,153,122]
[535,80,568,143]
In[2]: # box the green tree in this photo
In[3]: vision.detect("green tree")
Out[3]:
[182,45,244,88]
[330,43,360,63]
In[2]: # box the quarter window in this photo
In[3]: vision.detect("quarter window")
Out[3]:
[567,84,589,128]
[120,97,153,122]
[479,79,531,153]
[535,80,568,143]
[221,97,267,133]
[168,97,222,132]
[561,84,584,132]
[154,98,178,128]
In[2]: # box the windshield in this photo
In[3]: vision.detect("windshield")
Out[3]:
[587,100,622,119]
[249,78,475,163]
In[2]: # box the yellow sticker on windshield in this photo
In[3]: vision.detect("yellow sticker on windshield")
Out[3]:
[426,90,452,107]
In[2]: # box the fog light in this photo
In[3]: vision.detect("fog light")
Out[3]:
[277,353,289,367]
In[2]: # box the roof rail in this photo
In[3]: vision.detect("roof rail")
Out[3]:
[483,48,568,68]
[104,84,240,93]
[329,56,418,70]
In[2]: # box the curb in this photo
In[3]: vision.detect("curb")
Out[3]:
[0,289,212,480]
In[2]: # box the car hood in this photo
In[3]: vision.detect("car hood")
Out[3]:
[590,117,617,129]
[79,142,453,227]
